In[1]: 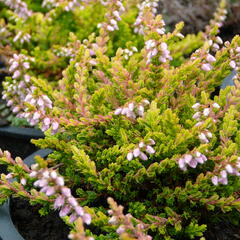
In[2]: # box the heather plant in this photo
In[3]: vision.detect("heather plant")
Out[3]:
[0,0,144,124]
[0,0,240,240]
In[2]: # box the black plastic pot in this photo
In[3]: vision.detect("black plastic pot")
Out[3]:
[221,70,236,90]
[0,149,52,240]
[0,126,44,174]
[211,70,237,99]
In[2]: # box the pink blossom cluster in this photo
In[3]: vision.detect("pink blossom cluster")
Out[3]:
[229,46,240,71]
[191,50,217,72]
[2,53,59,133]
[108,199,152,240]
[17,91,60,134]
[29,165,92,224]
[201,53,216,72]
[8,53,32,78]
[134,0,159,35]
[192,102,220,143]
[13,31,31,44]
[210,8,227,29]
[2,53,33,114]
[145,40,172,64]
[0,0,32,19]
[114,99,150,119]
[127,139,155,161]
[208,36,223,52]
[122,46,138,60]
[64,0,84,12]
[42,0,59,9]
[178,152,208,171]
[54,46,75,58]
[18,93,52,120]
[212,159,240,185]
[98,0,125,32]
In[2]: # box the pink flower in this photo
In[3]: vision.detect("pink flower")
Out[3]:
[82,213,91,225]
[75,206,84,216]
[146,145,155,154]
[12,70,21,79]
[68,197,78,207]
[225,164,233,174]
[54,195,65,209]
[61,187,71,197]
[46,186,56,196]
[229,61,236,69]
[188,159,197,168]
[139,152,148,161]
[59,205,72,217]
[107,25,114,31]
[69,213,78,223]
[211,176,218,186]
[206,54,216,63]
[201,63,212,72]
[127,152,133,161]
[56,176,64,186]
[116,225,125,234]
[133,148,141,157]
[184,154,192,164]
[52,121,59,131]
[178,158,186,170]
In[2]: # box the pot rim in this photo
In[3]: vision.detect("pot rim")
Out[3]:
[0,149,52,240]
[0,126,44,140]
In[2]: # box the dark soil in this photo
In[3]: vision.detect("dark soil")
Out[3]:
[10,198,69,240]
[204,221,240,240]
[0,134,38,174]
[0,135,38,159]
[158,0,240,41]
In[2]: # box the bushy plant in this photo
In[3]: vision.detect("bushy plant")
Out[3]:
[0,0,143,124]
[0,0,240,239]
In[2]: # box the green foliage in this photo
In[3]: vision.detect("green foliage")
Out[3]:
[0,0,240,239]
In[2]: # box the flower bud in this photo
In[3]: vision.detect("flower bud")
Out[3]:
[146,145,155,154]
[83,213,91,225]
[139,152,148,161]
[61,187,71,197]
[127,152,133,161]
[211,176,218,186]
[133,148,140,157]
[229,61,236,69]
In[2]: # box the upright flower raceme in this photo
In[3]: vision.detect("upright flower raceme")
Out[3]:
[192,102,221,143]
[145,40,172,65]
[42,0,59,9]
[2,53,58,133]
[54,46,75,59]
[13,31,31,44]
[98,0,125,32]
[29,165,92,224]
[108,198,152,240]
[127,139,156,161]
[122,46,138,60]
[0,0,32,19]
[64,0,84,12]
[204,1,227,52]
[2,53,33,114]
[114,99,150,119]
[134,0,159,35]
[229,46,240,71]
[212,158,240,186]
[178,152,208,171]
[191,49,217,72]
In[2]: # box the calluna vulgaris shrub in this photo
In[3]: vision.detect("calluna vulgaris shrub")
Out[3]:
[0,0,142,124]
[0,0,240,239]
